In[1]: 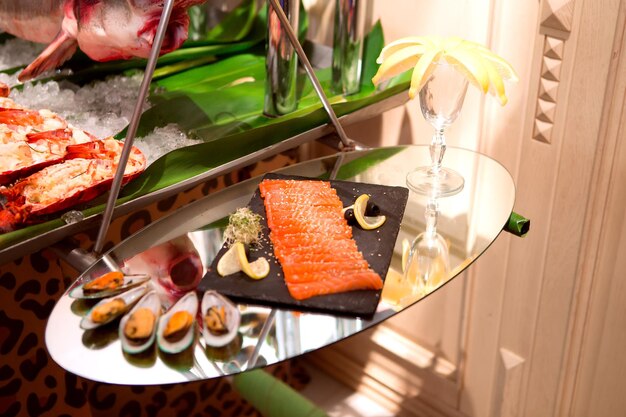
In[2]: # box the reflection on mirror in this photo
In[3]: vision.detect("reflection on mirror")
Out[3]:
[124,235,205,296]
[402,196,450,304]
[45,146,515,386]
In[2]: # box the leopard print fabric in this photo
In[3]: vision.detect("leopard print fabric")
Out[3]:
[0,152,312,417]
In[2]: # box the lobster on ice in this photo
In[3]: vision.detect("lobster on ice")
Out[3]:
[0,138,147,233]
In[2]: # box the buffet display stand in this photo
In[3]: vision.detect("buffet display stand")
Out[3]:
[0,2,411,414]
[1,2,523,416]
[46,145,516,386]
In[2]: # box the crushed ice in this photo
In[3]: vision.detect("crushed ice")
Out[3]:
[61,210,85,224]
[0,38,42,70]
[0,41,202,166]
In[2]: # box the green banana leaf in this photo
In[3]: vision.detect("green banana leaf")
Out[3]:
[187,0,260,43]
[330,147,405,181]
[117,20,404,192]
[0,20,411,252]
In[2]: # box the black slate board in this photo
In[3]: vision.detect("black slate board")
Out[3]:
[197,173,409,318]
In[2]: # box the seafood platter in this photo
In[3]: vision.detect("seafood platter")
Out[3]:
[0,0,417,268]
[68,269,242,358]
[199,173,410,317]
[0,83,147,232]
[44,144,517,384]
[56,172,407,376]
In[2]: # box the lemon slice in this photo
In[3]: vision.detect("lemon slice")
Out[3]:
[372,45,426,86]
[217,242,269,279]
[217,243,244,276]
[242,258,270,280]
[353,194,386,230]
[476,49,519,81]
[444,48,490,93]
[375,36,435,64]
[372,35,517,106]
[234,243,269,280]
[408,49,442,99]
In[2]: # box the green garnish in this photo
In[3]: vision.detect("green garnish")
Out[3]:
[223,207,262,247]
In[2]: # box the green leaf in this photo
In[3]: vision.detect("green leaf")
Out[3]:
[205,0,259,42]
[187,0,262,44]
[326,147,405,181]
[360,21,384,89]
[154,54,265,92]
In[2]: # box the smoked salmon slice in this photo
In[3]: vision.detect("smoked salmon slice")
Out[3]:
[260,178,383,301]
[286,271,384,300]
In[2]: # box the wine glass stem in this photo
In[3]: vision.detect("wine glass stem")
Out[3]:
[425,198,439,239]
[430,129,446,174]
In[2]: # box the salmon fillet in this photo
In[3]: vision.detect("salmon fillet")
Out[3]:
[260,178,383,301]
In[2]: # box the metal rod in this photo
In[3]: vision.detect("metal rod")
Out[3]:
[329,152,345,180]
[246,308,277,369]
[267,0,354,150]
[93,0,177,255]
[50,239,97,273]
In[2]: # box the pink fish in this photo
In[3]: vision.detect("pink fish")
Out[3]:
[0,0,205,81]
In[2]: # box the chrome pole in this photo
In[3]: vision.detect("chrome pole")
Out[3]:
[264,0,300,116]
[267,0,355,150]
[332,0,366,95]
[93,0,177,255]
[246,308,277,369]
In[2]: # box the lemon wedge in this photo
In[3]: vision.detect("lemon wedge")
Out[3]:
[217,242,270,280]
[408,49,442,99]
[372,44,426,86]
[372,35,518,106]
[217,243,244,276]
[353,194,386,230]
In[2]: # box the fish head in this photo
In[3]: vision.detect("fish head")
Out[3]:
[72,0,205,61]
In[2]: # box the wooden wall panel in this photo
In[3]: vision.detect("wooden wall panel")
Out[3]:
[304,1,626,416]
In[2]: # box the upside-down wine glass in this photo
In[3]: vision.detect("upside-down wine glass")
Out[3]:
[406,60,469,197]
[403,197,450,297]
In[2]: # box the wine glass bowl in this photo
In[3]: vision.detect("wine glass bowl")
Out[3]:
[407,60,469,197]
[404,232,450,294]
[403,197,450,298]
[419,62,468,130]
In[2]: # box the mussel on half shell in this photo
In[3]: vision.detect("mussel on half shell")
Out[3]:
[201,291,240,348]
[70,272,150,299]
[157,291,198,354]
[119,290,162,354]
[80,285,148,330]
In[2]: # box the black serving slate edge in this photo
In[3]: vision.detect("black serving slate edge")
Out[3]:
[197,173,409,318]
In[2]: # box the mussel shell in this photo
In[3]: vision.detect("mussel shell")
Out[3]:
[201,291,240,348]
[80,285,148,330]
[119,290,162,354]
[70,274,150,299]
[157,291,198,354]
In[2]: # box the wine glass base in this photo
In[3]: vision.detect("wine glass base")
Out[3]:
[406,167,464,197]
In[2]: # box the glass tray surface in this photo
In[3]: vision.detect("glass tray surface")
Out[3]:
[45,145,515,385]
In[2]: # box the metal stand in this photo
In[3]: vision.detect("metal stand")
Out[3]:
[92,0,178,256]
[267,0,358,151]
[54,0,368,266]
